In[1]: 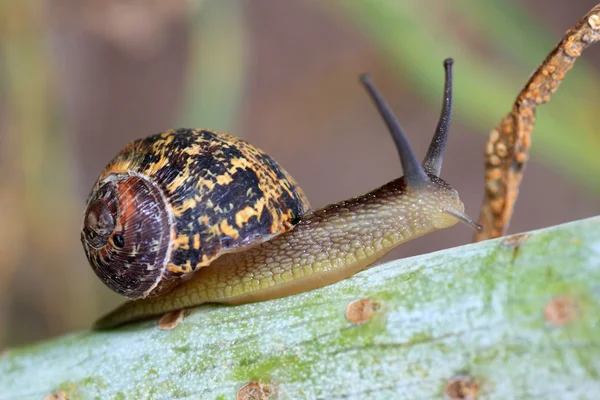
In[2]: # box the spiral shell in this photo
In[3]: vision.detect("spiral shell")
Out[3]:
[81,128,310,299]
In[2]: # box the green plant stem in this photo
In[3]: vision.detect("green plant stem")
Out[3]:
[1,216,599,399]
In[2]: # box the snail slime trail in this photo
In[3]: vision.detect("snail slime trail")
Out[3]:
[86,58,480,329]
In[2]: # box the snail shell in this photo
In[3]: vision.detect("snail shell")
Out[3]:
[81,129,310,299]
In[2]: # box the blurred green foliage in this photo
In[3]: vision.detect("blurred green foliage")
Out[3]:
[339,0,600,193]
[181,0,248,132]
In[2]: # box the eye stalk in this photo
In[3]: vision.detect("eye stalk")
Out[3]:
[360,74,429,187]
[360,58,457,184]
[423,58,454,176]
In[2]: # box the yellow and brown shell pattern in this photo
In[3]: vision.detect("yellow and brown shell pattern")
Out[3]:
[81,129,310,299]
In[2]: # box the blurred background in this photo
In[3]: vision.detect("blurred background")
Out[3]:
[1,0,599,347]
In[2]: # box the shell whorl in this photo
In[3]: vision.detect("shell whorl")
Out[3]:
[81,173,174,298]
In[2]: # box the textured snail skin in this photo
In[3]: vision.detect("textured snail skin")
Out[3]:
[95,175,462,328]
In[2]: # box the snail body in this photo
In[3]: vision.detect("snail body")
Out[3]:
[86,59,480,329]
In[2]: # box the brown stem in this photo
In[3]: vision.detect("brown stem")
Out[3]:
[476,4,600,241]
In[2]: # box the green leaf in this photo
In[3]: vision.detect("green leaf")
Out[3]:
[1,216,599,399]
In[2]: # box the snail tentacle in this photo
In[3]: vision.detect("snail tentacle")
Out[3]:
[359,74,429,187]
[423,58,454,176]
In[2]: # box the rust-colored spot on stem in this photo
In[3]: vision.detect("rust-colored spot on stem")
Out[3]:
[444,375,480,400]
[544,295,578,326]
[158,309,185,330]
[345,298,379,324]
[44,392,68,400]
[237,381,273,400]
[589,14,600,30]
[501,233,531,248]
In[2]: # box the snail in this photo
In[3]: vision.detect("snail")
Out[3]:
[83,58,480,329]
